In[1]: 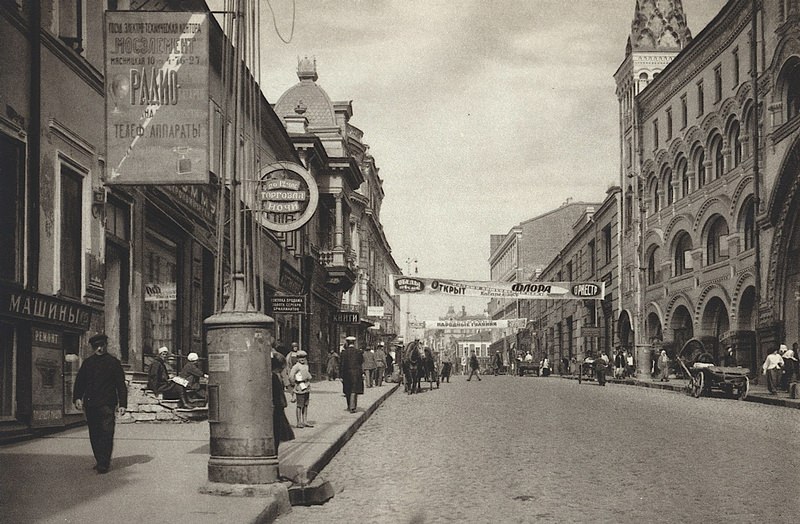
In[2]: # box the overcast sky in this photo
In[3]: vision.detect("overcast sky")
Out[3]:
[249,0,726,319]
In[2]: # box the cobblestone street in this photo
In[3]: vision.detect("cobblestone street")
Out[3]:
[278,376,800,523]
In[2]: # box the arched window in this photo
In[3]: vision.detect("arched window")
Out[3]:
[696,150,706,189]
[663,167,674,205]
[706,216,730,265]
[728,121,742,168]
[742,198,755,251]
[743,107,754,158]
[677,157,689,198]
[625,187,634,230]
[710,135,724,180]
[651,179,660,214]
[674,232,693,277]
[786,59,800,120]
[647,246,661,285]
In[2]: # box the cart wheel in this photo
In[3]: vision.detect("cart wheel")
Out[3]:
[735,377,749,400]
[691,373,704,398]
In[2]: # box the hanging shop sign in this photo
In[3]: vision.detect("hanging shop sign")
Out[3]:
[333,312,360,324]
[270,295,306,314]
[389,275,605,300]
[422,318,528,330]
[367,306,386,318]
[259,162,319,232]
[144,282,177,302]
[105,11,209,184]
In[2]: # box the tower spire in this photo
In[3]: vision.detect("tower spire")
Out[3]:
[629,0,692,54]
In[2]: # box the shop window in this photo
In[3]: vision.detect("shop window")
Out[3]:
[144,230,179,356]
[60,165,83,299]
[0,322,14,419]
[0,134,24,283]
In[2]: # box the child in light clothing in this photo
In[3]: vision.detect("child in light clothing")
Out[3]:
[289,350,313,428]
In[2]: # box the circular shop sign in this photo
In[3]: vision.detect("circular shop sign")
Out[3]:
[259,161,319,232]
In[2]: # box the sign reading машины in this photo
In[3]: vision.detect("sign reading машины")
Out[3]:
[105,12,209,185]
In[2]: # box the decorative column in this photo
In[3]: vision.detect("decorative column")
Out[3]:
[334,192,344,250]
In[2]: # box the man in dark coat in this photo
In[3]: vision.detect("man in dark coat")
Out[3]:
[73,333,127,474]
[339,336,364,413]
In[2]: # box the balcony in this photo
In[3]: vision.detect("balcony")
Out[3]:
[319,247,357,292]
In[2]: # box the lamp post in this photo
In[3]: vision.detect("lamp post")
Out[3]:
[404,258,417,342]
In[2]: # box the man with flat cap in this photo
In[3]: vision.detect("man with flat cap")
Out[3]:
[73,333,127,473]
[339,336,364,413]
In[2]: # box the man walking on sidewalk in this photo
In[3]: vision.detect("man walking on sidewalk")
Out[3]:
[762,346,784,395]
[339,336,364,412]
[73,333,127,474]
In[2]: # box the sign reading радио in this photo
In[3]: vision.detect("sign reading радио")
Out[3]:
[389,275,604,300]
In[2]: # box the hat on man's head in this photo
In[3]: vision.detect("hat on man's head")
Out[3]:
[158,346,169,355]
[378,342,385,346]
[296,350,308,358]
[291,342,299,348]
[187,352,199,362]
[345,336,356,342]
[89,333,108,347]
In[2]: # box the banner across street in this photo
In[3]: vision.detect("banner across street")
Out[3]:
[390,275,604,300]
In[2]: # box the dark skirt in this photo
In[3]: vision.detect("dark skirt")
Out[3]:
[273,408,295,448]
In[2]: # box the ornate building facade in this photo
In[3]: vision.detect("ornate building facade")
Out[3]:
[274,59,402,353]
[617,0,800,374]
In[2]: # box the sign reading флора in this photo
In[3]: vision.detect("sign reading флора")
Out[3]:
[105,11,209,184]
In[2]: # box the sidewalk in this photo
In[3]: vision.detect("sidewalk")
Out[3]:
[559,373,800,409]
[0,379,399,524]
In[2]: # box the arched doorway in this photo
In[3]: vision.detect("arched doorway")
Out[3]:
[737,286,757,371]
[700,297,730,363]
[618,311,633,351]
[670,305,693,355]
[646,311,663,344]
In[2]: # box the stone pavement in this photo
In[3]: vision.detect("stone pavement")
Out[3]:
[0,378,399,524]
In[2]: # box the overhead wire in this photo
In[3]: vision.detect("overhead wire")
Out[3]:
[265,0,296,44]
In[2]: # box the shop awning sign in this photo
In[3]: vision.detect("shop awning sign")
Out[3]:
[333,311,360,324]
[105,11,210,184]
[390,275,604,300]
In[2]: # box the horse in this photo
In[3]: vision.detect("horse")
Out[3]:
[403,341,424,394]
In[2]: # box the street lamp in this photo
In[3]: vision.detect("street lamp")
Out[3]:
[404,258,417,342]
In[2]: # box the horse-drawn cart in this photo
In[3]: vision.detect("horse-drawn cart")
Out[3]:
[677,338,750,400]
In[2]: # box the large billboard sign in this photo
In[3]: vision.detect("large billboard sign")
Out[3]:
[105,12,209,184]
[389,275,605,300]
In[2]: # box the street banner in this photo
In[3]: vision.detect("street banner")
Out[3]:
[389,275,605,300]
[105,11,209,184]
[423,318,527,330]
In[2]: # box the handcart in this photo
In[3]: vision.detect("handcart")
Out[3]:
[677,338,750,400]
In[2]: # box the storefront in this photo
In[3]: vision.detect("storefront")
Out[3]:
[0,284,93,429]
